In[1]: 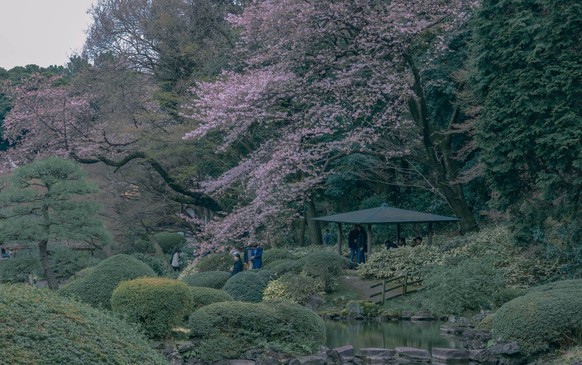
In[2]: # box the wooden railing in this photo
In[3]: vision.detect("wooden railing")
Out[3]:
[369,273,422,304]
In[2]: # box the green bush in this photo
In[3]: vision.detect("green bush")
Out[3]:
[262,248,295,265]
[263,273,324,305]
[0,247,100,283]
[0,253,42,283]
[111,277,193,339]
[194,252,232,272]
[182,271,231,289]
[359,226,560,288]
[298,251,347,292]
[0,284,167,365]
[59,254,156,309]
[421,256,506,315]
[491,279,582,355]
[267,259,303,277]
[131,253,172,277]
[187,300,325,362]
[189,287,233,311]
[154,231,185,254]
[255,268,273,284]
[222,271,267,302]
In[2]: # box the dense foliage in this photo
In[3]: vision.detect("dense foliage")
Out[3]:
[0,158,110,289]
[0,284,168,365]
[189,252,233,273]
[59,254,156,309]
[111,277,193,339]
[154,231,185,254]
[491,279,582,355]
[359,226,560,287]
[263,273,324,305]
[188,286,233,311]
[470,0,582,252]
[298,251,348,292]
[222,270,267,302]
[181,270,231,289]
[187,300,325,362]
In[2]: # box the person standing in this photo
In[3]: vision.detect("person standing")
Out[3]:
[250,242,263,269]
[348,225,359,269]
[323,228,332,245]
[170,249,181,272]
[230,253,244,276]
[356,225,367,265]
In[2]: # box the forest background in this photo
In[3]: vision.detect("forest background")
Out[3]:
[0,0,580,274]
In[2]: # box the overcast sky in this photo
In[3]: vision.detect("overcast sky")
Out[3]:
[0,0,97,70]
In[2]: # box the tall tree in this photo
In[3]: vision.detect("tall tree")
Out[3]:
[470,0,582,247]
[0,158,111,290]
[182,0,478,247]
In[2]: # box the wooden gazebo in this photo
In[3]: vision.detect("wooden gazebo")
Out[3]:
[312,203,460,255]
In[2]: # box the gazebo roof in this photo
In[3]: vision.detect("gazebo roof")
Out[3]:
[312,204,460,224]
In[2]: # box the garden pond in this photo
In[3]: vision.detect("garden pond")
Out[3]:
[325,319,464,350]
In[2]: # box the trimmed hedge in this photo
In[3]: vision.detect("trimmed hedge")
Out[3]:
[111,277,193,339]
[298,251,347,292]
[195,252,232,272]
[131,253,172,277]
[0,284,167,365]
[190,287,233,311]
[262,248,295,264]
[59,254,156,309]
[182,271,231,289]
[263,273,324,305]
[491,279,582,355]
[222,271,267,302]
[267,259,303,277]
[154,231,185,254]
[187,300,325,362]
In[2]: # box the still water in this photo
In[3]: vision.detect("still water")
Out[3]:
[325,319,464,350]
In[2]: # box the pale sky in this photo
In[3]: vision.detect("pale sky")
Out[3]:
[0,0,97,70]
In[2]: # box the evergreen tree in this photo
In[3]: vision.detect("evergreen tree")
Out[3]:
[0,158,111,289]
[470,0,581,249]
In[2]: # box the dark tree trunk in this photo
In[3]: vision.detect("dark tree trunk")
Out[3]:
[38,240,58,290]
[305,198,322,245]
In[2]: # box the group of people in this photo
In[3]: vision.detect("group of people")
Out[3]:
[384,235,423,250]
[230,242,263,276]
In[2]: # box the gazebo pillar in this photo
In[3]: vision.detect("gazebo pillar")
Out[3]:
[396,224,401,244]
[337,223,343,255]
[428,222,433,245]
[366,224,373,256]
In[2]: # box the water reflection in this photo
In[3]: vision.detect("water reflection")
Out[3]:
[325,319,463,350]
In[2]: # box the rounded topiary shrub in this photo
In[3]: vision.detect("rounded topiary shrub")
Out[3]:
[299,251,348,292]
[255,268,273,284]
[267,259,303,277]
[154,231,185,254]
[59,254,156,309]
[182,271,231,289]
[222,271,267,302]
[491,279,582,355]
[262,248,295,266]
[194,252,232,272]
[190,287,233,311]
[111,277,193,339]
[131,253,172,277]
[263,273,324,305]
[0,284,167,365]
[187,301,325,362]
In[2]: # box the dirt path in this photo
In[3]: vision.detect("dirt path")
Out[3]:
[338,270,383,301]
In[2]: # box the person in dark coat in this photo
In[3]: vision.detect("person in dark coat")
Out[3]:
[348,225,359,269]
[231,253,244,276]
[356,225,367,264]
[250,243,263,269]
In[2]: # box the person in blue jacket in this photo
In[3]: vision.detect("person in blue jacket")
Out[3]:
[250,242,263,269]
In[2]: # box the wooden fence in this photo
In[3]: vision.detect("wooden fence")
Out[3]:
[369,273,422,304]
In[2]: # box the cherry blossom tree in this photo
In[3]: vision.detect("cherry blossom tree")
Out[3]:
[183,0,478,248]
